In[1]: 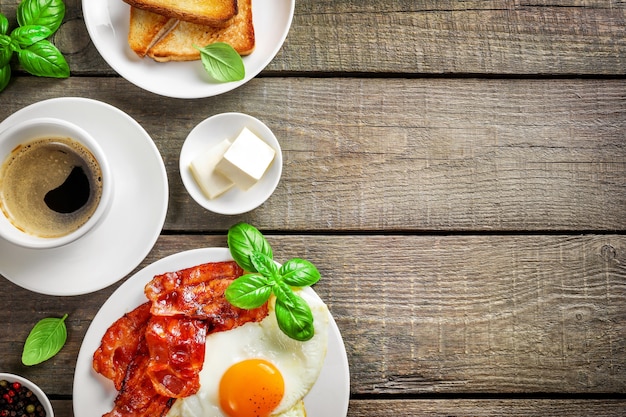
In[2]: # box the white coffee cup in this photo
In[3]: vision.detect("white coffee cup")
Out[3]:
[0,117,113,249]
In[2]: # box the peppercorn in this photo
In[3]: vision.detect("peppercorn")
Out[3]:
[0,380,46,417]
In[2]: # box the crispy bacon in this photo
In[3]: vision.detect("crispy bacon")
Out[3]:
[144,261,269,329]
[145,315,207,398]
[97,260,271,417]
[93,302,152,390]
[103,339,173,417]
[144,261,243,318]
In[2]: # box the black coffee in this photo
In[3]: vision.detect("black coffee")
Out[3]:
[0,137,103,238]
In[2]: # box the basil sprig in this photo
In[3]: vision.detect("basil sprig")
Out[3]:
[195,42,245,83]
[225,223,321,341]
[0,0,69,93]
[22,314,68,366]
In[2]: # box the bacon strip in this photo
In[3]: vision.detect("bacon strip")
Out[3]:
[103,339,173,417]
[97,260,271,417]
[144,261,243,318]
[145,315,207,398]
[144,260,268,330]
[93,302,152,390]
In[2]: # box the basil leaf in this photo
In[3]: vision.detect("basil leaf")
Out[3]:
[0,65,10,92]
[225,222,322,341]
[195,42,245,83]
[11,25,52,48]
[228,222,273,272]
[280,258,321,287]
[18,40,69,77]
[17,0,65,33]
[225,274,273,309]
[274,285,315,341]
[0,35,13,67]
[0,14,8,35]
[250,251,279,279]
[22,314,68,366]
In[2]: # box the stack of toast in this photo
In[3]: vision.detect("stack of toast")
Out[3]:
[124,0,254,62]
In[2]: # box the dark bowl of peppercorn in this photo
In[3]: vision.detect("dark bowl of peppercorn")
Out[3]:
[0,373,53,417]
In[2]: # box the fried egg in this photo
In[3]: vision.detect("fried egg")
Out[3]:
[166,289,329,417]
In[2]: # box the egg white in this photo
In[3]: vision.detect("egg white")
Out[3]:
[166,289,329,417]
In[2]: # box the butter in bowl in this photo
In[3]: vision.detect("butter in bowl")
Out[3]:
[180,113,283,215]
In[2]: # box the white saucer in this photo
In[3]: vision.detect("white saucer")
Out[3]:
[180,113,282,215]
[0,98,168,296]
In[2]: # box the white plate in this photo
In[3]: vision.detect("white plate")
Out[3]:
[180,113,282,215]
[73,248,350,417]
[0,97,168,296]
[82,0,295,98]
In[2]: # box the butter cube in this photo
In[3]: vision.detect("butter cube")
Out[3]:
[216,127,276,190]
[189,139,234,199]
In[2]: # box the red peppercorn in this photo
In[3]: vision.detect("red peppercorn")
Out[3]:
[10,383,20,391]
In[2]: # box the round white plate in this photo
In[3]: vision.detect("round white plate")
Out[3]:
[82,0,295,98]
[73,248,350,417]
[0,97,168,296]
[180,113,282,215]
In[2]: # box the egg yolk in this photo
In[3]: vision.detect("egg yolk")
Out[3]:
[219,358,285,417]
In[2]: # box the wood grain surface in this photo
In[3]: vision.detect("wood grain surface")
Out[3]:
[1,0,625,75]
[47,399,626,417]
[0,0,624,415]
[0,77,624,232]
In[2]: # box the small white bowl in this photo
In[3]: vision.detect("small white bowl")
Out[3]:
[180,113,283,215]
[0,117,113,249]
[0,372,54,416]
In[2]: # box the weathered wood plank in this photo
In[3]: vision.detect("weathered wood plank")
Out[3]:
[347,399,626,416]
[2,234,624,395]
[0,77,624,232]
[1,0,624,75]
[283,3,626,75]
[50,398,626,417]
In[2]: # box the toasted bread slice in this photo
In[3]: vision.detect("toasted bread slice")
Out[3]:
[123,0,237,27]
[146,0,254,62]
[128,7,179,57]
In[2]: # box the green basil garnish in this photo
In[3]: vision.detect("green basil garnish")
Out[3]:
[0,65,10,91]
[0,0,68,93]
[224,273,273,309]
[274,283,315,342]
[227,222,273,272]
[0,14,8,35]
[0,35,12,67]
[17,0,66,32]
[280,258,321,287]
[22,314,68,366]
[249,251,279,278]
[18,40,69,77]
[195,42,245,83]
[11,25,52,48]
[226,223,319,341]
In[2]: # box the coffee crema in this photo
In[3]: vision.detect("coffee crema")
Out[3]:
[0,136,103,238]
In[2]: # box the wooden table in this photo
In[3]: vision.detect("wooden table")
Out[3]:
[1,1,625,415]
